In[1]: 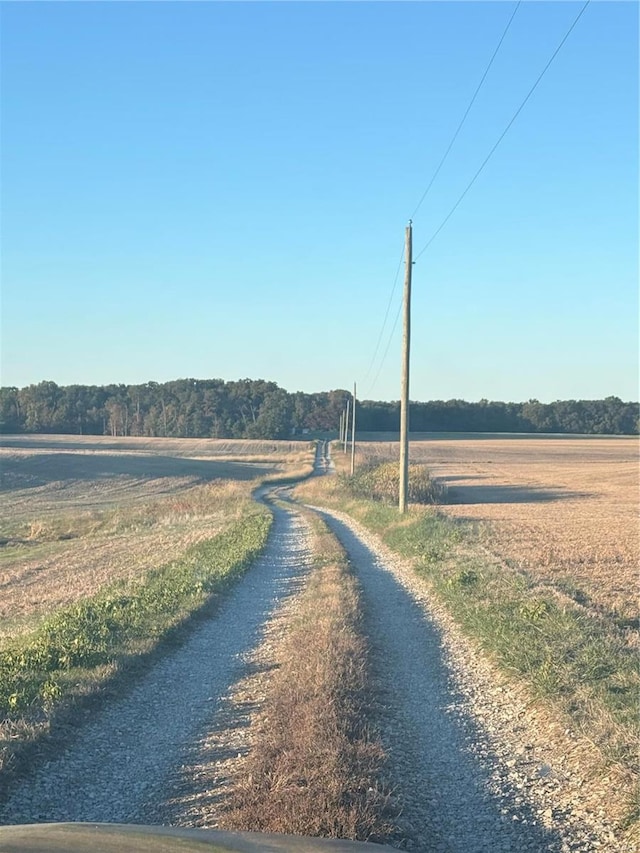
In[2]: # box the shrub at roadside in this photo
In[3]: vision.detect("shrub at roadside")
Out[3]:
[340,460,445,505]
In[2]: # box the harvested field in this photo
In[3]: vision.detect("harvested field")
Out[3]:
[0,435,311,524]
[0,435,312,639]
[357,435,639,625]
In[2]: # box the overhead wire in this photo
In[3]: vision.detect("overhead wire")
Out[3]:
[364,0,590,397]
[410,1,522,222]
[414,0,591,262]
[370,297,403,394]
[366,2,521,396]
[362,245,405,392]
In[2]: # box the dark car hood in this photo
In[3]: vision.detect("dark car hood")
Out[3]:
[0,823,395,853]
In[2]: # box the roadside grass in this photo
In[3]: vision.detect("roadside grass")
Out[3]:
[0,505,272,795]
[0,480,276,643]
[261,441,316,486]
[221,511,393,842]
[0,440,317,804]
[295,453,639,836]
[340,460,445,505]
[0,479,256,544]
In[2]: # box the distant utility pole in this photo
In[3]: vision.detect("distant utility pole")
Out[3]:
[339,411,344,444]
[350,382,357,475]
[344,398,350,453]
[399,221,413,514]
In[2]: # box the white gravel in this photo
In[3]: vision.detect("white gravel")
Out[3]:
[309,504,632,853]
[2,442,633,852]
[0,502,314,827]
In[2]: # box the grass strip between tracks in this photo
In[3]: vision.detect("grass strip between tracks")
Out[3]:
[296,463,639,839]
[0,507,271,786]
[221,510,393,842]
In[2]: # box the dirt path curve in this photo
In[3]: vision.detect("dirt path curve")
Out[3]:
[0,499,314,826]
[313,440,335,475]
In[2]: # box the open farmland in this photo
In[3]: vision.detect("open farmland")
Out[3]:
[357,434,639,627]
[299,437,639,843]
[2,438,638,848]
[0,435,312,639]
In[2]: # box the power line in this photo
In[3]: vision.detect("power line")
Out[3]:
[365,3,522,398]
[366,1,590,399]
[414,0,591,263]
[369,293,403,394]
[362,243,405,390]
[410,1,521,222]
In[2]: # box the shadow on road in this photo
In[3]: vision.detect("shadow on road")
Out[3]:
[316,510,570,853]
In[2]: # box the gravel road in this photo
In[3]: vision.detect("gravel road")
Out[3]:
[1,444,631,851]
[310,504,630,853]
[0,500,314,827]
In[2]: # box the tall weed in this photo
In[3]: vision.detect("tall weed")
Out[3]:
[340,461,445,505]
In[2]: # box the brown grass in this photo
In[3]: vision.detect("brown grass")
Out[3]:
[0,481,254,640]
[221,514,392,842]
[356,436,639,626]
[301,442,640,843]
[0,436,313,641]
[0,435,311,527]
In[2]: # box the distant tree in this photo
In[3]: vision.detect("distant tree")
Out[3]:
[246,389,293,439]
[0,387,23,433]
[18,381,64,432]
[1,379,637,438]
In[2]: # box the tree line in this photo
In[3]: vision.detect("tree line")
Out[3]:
[0,379,637,438]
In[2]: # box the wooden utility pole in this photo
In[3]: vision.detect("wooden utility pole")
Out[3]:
[339,411,344,444]
[343,399,350,453]
[399,222,412,513]
[350,382,357,475]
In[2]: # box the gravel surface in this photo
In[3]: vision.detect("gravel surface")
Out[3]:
[0,501,314,827]
[310,505,632,853]
[2,441,632,851]
[145,520,313,829]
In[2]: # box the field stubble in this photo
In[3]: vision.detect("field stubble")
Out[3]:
[0,436,315,794]
[298,436,639,842]
[358,436,639,626]
[0,436,311,639]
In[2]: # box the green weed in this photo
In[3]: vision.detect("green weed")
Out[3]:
[299,476,639,778]
[0,509,271,718]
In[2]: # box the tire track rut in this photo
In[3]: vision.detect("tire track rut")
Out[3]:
[310,503,629,853]
[0,501,314,826]
[2,440,630,851]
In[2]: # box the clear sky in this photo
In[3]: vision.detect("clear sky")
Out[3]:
[1,1,637,403]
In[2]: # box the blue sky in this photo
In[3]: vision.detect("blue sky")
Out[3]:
[1,1,637,403]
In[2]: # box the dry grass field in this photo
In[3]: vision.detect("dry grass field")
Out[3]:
[322,435,639,838]
[357,435,639,626]
[0,435,312,639]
